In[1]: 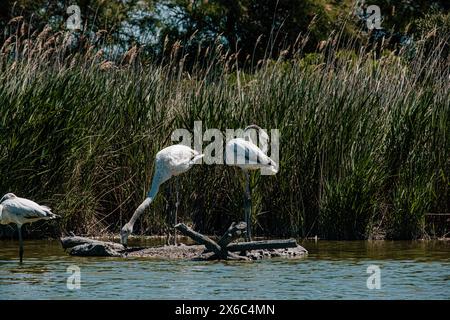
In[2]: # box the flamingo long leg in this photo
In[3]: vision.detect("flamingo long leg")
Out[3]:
[174,177,179,246]
[244,170,252,241]
[18,225,23,264]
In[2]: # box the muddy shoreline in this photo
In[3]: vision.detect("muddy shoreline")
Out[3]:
[61,236,308,260]
[126,244,308,260]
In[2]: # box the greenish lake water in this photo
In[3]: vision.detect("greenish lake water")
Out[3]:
[0,240,449,299]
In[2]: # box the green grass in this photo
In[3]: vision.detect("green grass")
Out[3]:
[0,29,448,240]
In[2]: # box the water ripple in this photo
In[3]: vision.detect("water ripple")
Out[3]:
[0,240,449,299]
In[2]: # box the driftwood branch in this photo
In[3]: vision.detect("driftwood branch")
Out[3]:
[174,223,299,260]
[60,235,124,251]
[226,239,298,252]
[69,243,123,257]
[217,222,247,248]
[175,223,222,256]
[203,222,247,254]
[175,223,249,260]
[60,235,125,257]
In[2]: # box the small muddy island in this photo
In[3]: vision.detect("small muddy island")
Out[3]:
[60,222,308,260]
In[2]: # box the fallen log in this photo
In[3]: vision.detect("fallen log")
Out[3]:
[175,223,222,256]
[60,235,125,251]
[202,222,247,254]
[69,243,123,257]
[217,222,247,248]
[60,235,125,256]
[226,239,298,252]
[175,223,249,260]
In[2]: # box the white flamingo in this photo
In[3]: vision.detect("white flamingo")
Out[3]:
[0,193,59,263]
[225,125,278,241]
[120,144,204,247]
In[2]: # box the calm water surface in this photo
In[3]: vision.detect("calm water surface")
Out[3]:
[0,240,449,299]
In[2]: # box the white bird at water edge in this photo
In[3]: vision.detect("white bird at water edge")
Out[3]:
[225,125,278,241]
[120,144,204,247]
[0,193,60,263]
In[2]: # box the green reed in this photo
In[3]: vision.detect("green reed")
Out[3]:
[0,29,448,239]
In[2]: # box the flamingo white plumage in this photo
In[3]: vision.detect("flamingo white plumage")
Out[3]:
[225,125,278,241]
[0,193,59,263]
[120,144,204,247]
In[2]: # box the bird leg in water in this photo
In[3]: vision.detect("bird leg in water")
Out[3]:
[164,184,173,246]
[244,171,252,241]
[174,177,179,246]
[18,225,23,264]
[164,225,170,246]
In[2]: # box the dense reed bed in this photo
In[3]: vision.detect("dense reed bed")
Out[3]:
[0,27,448,239]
